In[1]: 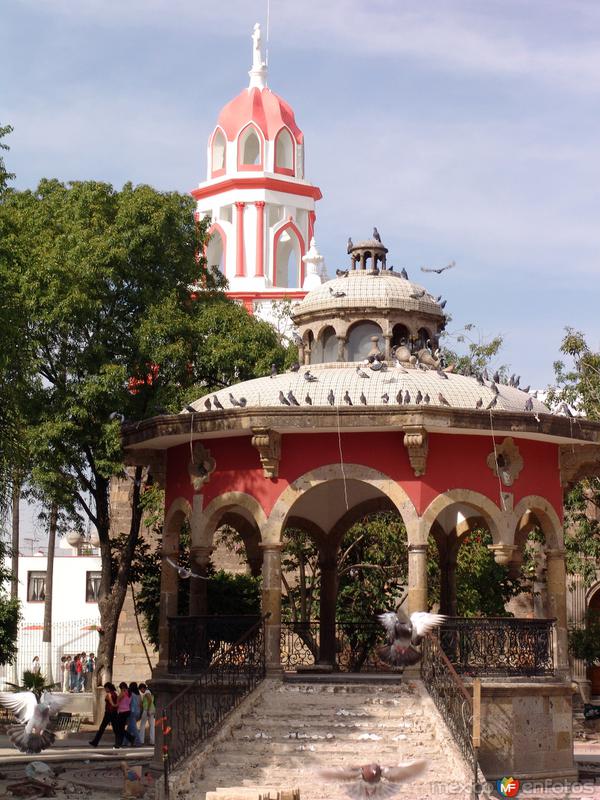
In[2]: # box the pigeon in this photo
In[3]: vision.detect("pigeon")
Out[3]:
[212,396,224,410]
[558,402,573,417]
[109,411,125,423]
[270,363,278,378]
[279,391,291,406]
[360,392,367,406]
[440,299,447,309]
[370,359,384,372]
[525,397,534,411]
[475,398,483,409]
[486,396,498,410]
[396,391,403,404]
[438,392,451,406]
[436,368,448,380]
[381,393,389,404]
[327,389,335,406]
[203,398,211,411]
[305,394,312,405]
[287,390,300,406]
[347,237,353,254]
[356,366,371,379]
[318,760,427,799]
[184,405,196,414]
[423,393,431,404]
[343,390,353,405]
[483,369,489,381]
[377,610,446,667]
[336,268,350,277]
[329,286,346,298]
[404,390,410,404]
[0,692,66,753]
[290,362,301,372]
[229,393,242,407]
[400,268,409,280]
[493,371,500,383]
[476,373,485,386]
[490,382,500,395]
[420,260,455,274]
[292,333,303,347]
[373,227,382,242]
[166,556,208,580]
[304,370,318,382]
[239,397,247,407]
[522,385,531,394]
[415,390,423,405]
[409,289,426,299]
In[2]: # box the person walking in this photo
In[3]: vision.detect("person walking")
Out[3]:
[139,683,155,745]
[76,653,85,692]
[114,682,136,748]
[69,655,78,692]
[61,656,71,692]
[126,682,142,746]
[89,683,118,747]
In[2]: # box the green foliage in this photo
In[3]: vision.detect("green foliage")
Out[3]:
[6,670,55,698]
[207,571,261,616]
[569,615,600,665]
[551,328,600,420]
[441,323,507,376]
[0,538,20,666]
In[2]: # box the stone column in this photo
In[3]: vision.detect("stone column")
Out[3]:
[408,543,428,615]
[318,552,338,666]
[234,201,246,277]
[383,334,392,361]
[254,201,265,278]
[546,548,570,677]
[157,542,179,672]
[336,335,346,362]
[261,542,283,674]
[189,545,212,616]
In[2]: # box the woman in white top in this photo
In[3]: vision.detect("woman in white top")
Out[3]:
[62,656,71,692]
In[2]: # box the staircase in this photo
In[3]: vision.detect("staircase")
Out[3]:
[183,678,473,800]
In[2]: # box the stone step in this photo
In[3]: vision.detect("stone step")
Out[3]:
[207,748,448,766]
[233,730,433,743]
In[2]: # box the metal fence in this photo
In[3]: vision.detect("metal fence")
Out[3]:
[0,618,101,689]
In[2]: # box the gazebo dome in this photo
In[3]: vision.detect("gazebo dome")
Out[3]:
[216,87,303,144]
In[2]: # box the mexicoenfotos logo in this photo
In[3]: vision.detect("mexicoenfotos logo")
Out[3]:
[496,776,520,797]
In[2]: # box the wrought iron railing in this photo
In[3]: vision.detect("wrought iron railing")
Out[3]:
[162,614,267,791]
[438,617,555,677]
[421,633,477,775]
[168,614,261,673]
[281,621,391,672]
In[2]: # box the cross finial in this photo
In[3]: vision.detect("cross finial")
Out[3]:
[249,22,268,90]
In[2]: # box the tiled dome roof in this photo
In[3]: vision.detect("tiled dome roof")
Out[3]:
[216,87,303,143]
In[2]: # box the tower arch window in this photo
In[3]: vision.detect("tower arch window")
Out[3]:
[274,127,295,176]
[273,222,305,288]
[238,125,263,170]
[211,128,226,176]
[347,322,382,362]
[205,224,226,276]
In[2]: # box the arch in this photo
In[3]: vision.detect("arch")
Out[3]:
[512,495,563,550]
[392,323,410,350]
[210,126,227,177]
[273,220,305,287]
[262,464,419,546]
[419,489,504,546]
[164,497,193,553]
[274,127,295,176]
[328,496,399,544]
[205,222,227,275]
[237,123,264,171]
[417,327,431,350]
[201,491,268,549]
[346,320,382,362]
[316,325,338,363]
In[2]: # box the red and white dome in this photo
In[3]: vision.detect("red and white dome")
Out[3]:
[216,87,303,144]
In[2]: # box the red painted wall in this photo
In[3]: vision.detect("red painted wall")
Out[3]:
[166,431,562,521]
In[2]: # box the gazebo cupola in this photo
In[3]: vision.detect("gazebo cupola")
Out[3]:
[192,23,324,313]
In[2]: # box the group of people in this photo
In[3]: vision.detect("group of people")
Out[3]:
[60,653,95,692]
[89,681,156,748]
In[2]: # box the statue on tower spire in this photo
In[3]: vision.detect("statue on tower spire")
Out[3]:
[248,22,268,90]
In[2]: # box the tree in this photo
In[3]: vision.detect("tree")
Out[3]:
[0,537,20,665]
[2,178,287,682]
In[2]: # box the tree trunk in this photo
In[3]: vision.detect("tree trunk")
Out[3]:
[10,480,20,599]
[42,502,58,686]
[95,467,144,685]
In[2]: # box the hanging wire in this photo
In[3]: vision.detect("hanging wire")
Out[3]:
[488,409,507,511]
[189,411,195,463]
[336,404,350,511]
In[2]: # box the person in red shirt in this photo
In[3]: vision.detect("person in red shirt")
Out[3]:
[89,683,118,747]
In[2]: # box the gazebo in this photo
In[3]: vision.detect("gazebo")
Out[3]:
[122,236,600,781]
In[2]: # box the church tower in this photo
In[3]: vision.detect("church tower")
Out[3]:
[192,24,325,314]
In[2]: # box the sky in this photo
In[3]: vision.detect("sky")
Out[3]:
[3,0,600,391]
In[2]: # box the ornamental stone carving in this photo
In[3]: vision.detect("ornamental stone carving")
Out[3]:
[488,543,519,566]
[486,437,523,487]
[188,442,216,491]
[403,425,428,477]
[559,444,600,489]
[252,427,282,478]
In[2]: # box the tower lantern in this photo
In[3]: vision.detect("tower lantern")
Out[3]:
[193,23,324,314]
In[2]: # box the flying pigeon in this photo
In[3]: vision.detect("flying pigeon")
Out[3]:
[279,391,291,406]
[166,556,208,580]
[290,362,301,372]
[525,397,534,411]
[344,391,353,405]
[381,393,389,404]
[420,260,455,274]
[356,366,371,379]
[109,411,125,423]
[404,390,410,404]
[373,227,382,242]
[327,389,335,406]
[305,394,313,406]
[304,370,318,382]
[415,390,423,405]
[376,611,446,668]
[229,393,242,407]
[486,396,498,410]
[439,299,447,309]
[329,286,346,298]
[0,692,66,753]
[212,396,224,410]
[438,392,450,406]
[318,760,427,799]
[287,390,300,406]
[203,398,211,411]
[336,268,350,277]
[400,268,409,280]
[360,392,367,405]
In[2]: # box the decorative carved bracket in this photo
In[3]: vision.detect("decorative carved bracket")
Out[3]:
[486,437,523,487]
[488,543,519,566]
[403,426,429,477]
[188,442,216,491]
[252,427,281,478]
[559,444,600,489]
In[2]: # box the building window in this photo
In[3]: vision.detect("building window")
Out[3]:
[86,571,102,603]
[27,571,46,603]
